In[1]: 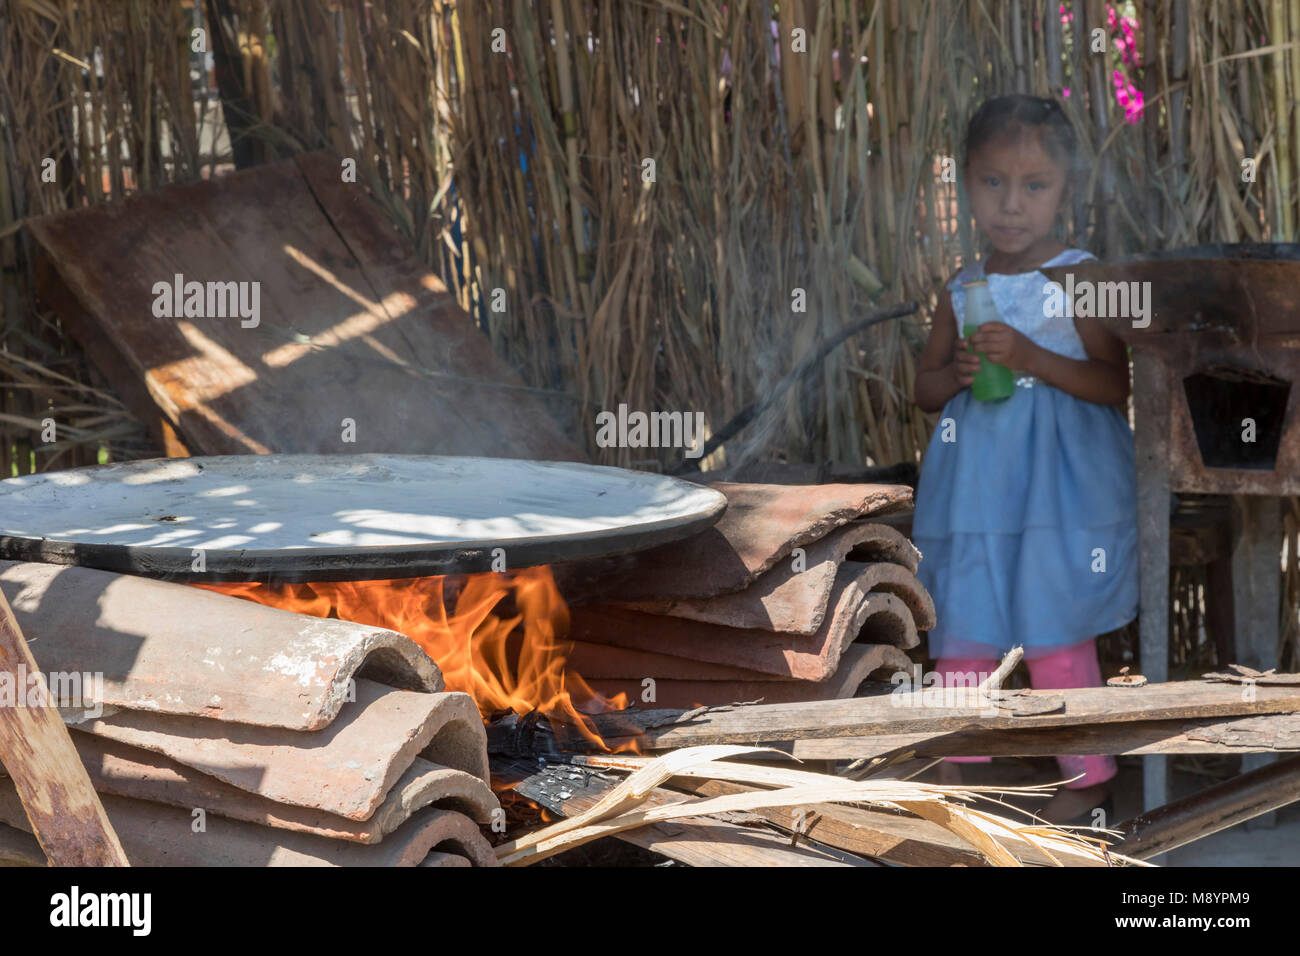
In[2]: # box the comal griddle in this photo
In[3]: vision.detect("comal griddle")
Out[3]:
[0,454,727,582]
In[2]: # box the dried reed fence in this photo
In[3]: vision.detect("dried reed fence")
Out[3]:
[0,0,1296,665]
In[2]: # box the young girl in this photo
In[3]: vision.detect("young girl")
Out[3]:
[911,95,1138,824]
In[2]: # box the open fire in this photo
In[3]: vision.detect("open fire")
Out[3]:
[198,567,630,749]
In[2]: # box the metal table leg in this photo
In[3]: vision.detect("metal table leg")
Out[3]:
[1133,351,1171,814]
[1232,495,1283,828]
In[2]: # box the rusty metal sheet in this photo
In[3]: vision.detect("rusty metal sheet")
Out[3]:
[0,455,728,581]
[71,735,498,843]
[1040,244,1300,343]
[2,561,442,730]
[1156,345,1300,496]
[557,482,913,603]
[1041,245,1300,497]
[26,151,583,462]
[587,643,913,709]
[63,680,488,821]
[623,523,921,634]
[570,568,925,681]
[0,785,497,866]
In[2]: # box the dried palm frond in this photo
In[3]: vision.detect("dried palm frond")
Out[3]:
[496,745,1146,867]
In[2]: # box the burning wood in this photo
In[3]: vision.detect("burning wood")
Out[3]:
[200,566,631,750]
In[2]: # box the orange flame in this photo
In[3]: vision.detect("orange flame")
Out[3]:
[197,567,629,749]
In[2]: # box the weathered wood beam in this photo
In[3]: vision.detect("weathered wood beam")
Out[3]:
[790,713,1300,760]
[585,682,1300,750]
[0,592,128,866]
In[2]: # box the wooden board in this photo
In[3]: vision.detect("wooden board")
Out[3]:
[791,713,1300,760]
[0,591,127,865]
[0,454,727,580]
[27,151,584,461]
[587,681,1300,749]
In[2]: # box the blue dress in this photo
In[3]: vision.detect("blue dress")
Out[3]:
[912,248,1139,661]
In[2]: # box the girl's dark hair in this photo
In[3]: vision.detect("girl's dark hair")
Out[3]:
[963,94,1078,180]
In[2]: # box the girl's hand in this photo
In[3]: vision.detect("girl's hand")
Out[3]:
[969,321,1039,371]
[953,338,982,387]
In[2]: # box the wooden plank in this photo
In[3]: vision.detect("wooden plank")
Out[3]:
[0,591,128,866]
[586,681,1300,749]
[505,759,876,867]
[25,153,583,461]
[791,713,1300,760]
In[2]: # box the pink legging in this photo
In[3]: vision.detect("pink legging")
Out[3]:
[935,638,1117,789]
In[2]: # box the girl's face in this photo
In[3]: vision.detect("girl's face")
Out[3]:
[964,128,1070,261]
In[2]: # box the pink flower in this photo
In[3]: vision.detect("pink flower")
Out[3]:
[1107,3,1144,120]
